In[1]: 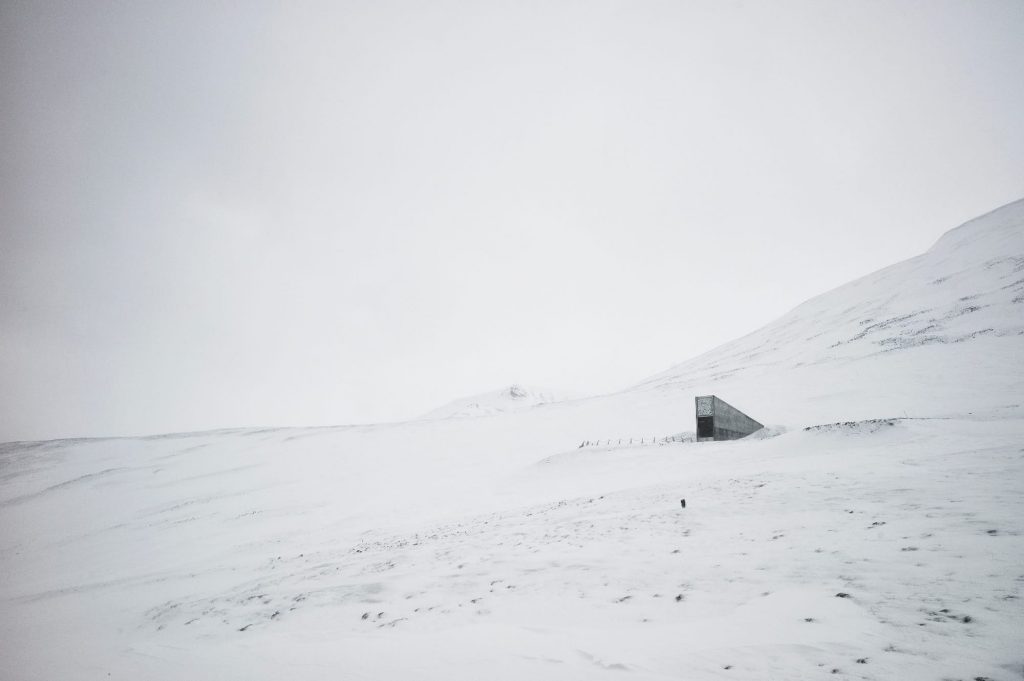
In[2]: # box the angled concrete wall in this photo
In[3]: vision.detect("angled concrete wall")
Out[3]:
[695,395,764,441]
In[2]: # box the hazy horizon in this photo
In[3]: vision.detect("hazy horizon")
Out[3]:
[3,0,1024,442]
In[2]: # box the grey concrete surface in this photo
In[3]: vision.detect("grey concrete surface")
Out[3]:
[695,395,764,441]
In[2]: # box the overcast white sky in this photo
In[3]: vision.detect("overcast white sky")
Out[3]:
[2,0,1023,441]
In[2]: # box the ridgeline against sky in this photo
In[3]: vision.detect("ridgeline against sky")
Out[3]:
[2,1,1023,441]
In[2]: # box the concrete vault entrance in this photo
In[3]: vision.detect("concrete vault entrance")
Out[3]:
[695,395,764,441]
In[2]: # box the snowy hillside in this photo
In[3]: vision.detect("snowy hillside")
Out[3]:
[1,201,1022,680]
[420,384,566,419]
[630,198,1024,427]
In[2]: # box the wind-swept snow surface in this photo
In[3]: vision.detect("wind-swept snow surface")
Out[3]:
[1,201,1023,680]
[634,199,1024,426]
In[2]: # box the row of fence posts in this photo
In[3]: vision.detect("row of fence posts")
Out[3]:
[578,435,688,448]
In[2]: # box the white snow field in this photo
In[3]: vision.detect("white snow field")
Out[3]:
[2,200,1023,680]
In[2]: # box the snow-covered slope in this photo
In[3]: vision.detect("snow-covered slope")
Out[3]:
[420,384,565,419]
[1,201,1022,681]
[629,198,1024,427]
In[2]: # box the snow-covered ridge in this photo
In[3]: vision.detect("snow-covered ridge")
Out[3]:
[631,197,1024,424]
[1,200,1023,680]
[420,384,566,419]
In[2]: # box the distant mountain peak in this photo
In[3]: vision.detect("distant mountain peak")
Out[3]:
[420,384,565,420]
[506,384,528,399]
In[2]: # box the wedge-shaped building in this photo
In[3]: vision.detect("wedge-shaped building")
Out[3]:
[695,395,764,441]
